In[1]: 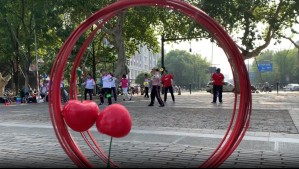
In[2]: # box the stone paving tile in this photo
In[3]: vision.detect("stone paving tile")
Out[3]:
[1,92,299,168]
[1,93,298,134]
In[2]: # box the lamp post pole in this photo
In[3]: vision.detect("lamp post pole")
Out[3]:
[161,35,165,69]
[34,29,40,99]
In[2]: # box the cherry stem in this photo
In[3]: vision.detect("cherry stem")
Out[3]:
[107,137,113,168]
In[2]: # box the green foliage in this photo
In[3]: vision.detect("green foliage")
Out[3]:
[199,0,298,58]
[1,0,298,93]
[251,49,299,85]
[159,50,210,89]
[135,72,151,85]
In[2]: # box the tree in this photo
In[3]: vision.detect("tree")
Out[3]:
[199,0,299,60]
[0,0,88,93]
[135,72,150,85]
[2,0,298,94]
[160,50,210,89]
[0,73,11,96]
[57,1,161,78]
[251,48,298,85]
[0,0,71,92]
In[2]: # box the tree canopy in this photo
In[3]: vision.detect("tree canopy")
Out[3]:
[250,48,299,85]
[159,49,210,89]
[0,0,298,94]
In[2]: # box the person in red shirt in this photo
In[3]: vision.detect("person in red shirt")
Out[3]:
[211,68,224,103]
[161,70,175,102]
[120,74,131,101]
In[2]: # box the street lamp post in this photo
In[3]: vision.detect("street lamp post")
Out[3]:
[34,29,40,100]
[161,35,165,69]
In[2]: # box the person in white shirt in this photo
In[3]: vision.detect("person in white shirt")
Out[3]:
[60,77,68,103]
[110,73,118,102]
[99,69,112,105]
[82,73,95,100]
[40,80,49,101]
[148,68,164,107]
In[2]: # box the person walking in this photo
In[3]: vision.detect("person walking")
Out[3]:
[40,80,49,101]
[144,74,150,98]
[161,70,175,102]
[60,77,68,103]
[211,68,224,103]
[120,74,131,101]
[83,73,95,100]
[99,69,112,105]
[148,68,164,107]
[110,73,118,102]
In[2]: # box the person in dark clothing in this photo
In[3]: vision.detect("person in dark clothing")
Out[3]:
[144,74,150,98]
[148,68,164,107]
[161,70,175,102]
[211,68,224,103]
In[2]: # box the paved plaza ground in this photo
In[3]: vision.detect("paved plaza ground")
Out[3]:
[1,91,299,168]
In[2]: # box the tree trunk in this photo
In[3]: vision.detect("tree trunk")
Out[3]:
[0,73,12,96]
[24,71,30,90]
[114,38,128,79]
[112,11,128,79]
[228,58,241,93]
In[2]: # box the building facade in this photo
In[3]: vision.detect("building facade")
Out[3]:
[128,45,161,81]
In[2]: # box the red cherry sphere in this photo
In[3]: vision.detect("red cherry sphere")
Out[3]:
[63,100,99,132]
[96,104,132,138]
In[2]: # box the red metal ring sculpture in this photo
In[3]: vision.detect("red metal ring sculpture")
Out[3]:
[48,0,252,168]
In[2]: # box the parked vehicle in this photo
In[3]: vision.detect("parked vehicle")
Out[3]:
[260,82,273,92]
[206,81,234,93]
[283,84,299,91]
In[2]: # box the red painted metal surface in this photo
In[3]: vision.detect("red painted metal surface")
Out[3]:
[48,0,252,168]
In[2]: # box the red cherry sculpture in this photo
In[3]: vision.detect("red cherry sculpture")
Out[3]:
[63,100,99,132]
[96,104,132,138]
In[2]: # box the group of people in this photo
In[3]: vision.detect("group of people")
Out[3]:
[81,67,177,107]
[82,69,131,106]
[80,66,224,106]
[145,68,175,107]
[146,67,225,106]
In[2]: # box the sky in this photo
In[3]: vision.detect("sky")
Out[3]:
[164,35,299,80]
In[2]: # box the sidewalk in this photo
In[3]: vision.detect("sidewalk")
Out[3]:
[0,91,299,168]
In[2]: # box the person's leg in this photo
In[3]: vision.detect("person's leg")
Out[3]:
[164,87,169,102]
[99,88,105,104]
[112,87,117,101]
[149,86,156,106]
[145,87,149,98]
[107,88,112,105]
[212,85,217,103]
[219,86,223,103]
[156,86,164,106]
[40,93,45,99]
[169,86,175,102]
[89,89,93,100]
[122,88,128,101]
[84,88,88,100]
[61,88,67,102]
